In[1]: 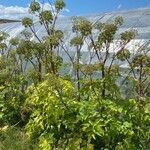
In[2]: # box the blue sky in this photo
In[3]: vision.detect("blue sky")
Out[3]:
[0,0,150,19]
[65,0,150,15]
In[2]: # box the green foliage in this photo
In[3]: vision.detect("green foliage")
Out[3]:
[29,1,41,13]
[70,36,83,46]
[24,76,150,149]
[55,0,66,12]
[0,127,37,150]
[39,11,53,23]
[117,48,131,61]
[114,16,124,26]
[98,23,118,44]
[132,54,150,67]
[72,17,92,36]
[10,37,20,46]
[46,34,60,47]
[0,31,9,42]
[121,30,137,43]
[0,0,150,149]
[22,17,33,27]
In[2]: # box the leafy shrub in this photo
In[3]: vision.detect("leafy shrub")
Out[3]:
[25,75,150,149]
[0,127,38,150]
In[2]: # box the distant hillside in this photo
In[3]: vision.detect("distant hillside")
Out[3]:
[0,19,20,24]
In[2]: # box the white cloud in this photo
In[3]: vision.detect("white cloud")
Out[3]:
[64,8,70,13]
[0,2,70,20]
[117,4,122,9]
[0,5,29,20]
[39,2,70,14]
[0,5,28,14]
